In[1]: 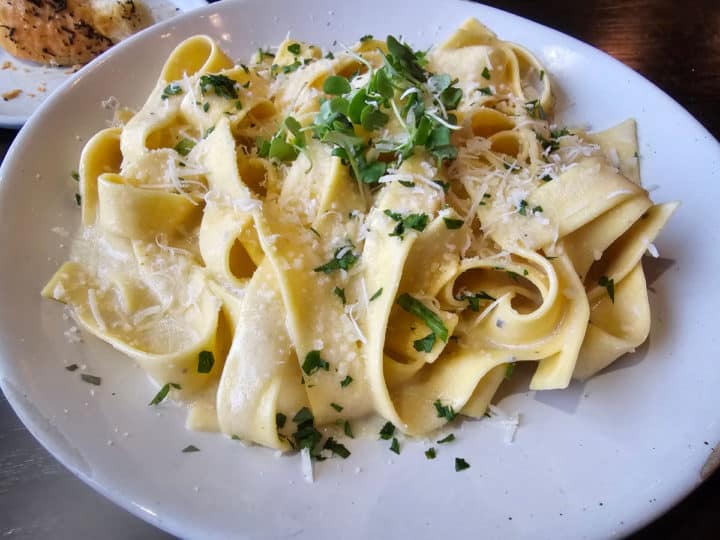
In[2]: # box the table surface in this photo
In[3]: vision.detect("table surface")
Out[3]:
[1,0,719,538]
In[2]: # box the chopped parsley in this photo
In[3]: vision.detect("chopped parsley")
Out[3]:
[292,407,323,459]
[433,399,457,421]
[302,350,330,375]
[149,382,181,405]
[518,199,529,216]
[287,43,301,55]
[399,180,416,188]
[65,364,79,372]
[413,332,436,353]
[323,75,352,96]
[199,74,238,99]
[197,350,214,373]
[276,412,287,429]
[525,99,546,120]
[369,288,383,302]
[70,170,79,181]
[599,275,615,303]
[505,362,516,379]
[323,437,351,458]
[182,445,200,453]
[443,217,464,229]
[437,433,456,444]
[75,193,82,206]
[359,34,373,42]
[340,375,353,388]
[455,457,471,471]
[311,35,462,186]
[396,293,449,342]
[478,86,493,96]
[313,245,358,274]
[80,374,101,386]
[481,66,491,80]
[379,421,395,440]
[173,138,195,156]
[390,437,401,454]
[343,420,354,438]
[161,83,183,100]
[425,447,437,459]
[333,286,347,305]
[330,402,344,412]
[384,210,429,239]
[457,291,496,311]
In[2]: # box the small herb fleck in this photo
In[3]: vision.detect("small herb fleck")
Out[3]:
[425,447,437,459]
[340,375,353,388]
[302,350,330,375]
[330,402,344,412]
[433,399,457,421]
[599,276,615,303]
[437,433,456,444]
[333,286,347,305]
[65,364,79,372]
[197,350,214,373]
[182,445,200,453]
[455,457,471,471]
[369,288,383,302]
[390,437,400,454]
[379,421,395,440]
[149,382,181,406]
[80,374,101,386]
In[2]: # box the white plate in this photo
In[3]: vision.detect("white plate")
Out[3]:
[0,0,207,128]
[1,0,719,538]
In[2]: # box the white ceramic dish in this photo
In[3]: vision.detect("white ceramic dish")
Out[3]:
[0,0,207,128]
[1,0,719,538]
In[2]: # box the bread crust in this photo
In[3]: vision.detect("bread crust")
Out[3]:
[0,0,151,66]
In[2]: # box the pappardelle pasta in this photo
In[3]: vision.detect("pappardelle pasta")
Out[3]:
[43,18,677,459]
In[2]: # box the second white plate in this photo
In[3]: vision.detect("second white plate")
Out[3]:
[0,0,207,128]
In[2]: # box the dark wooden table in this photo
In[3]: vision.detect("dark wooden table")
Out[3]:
[1,0,718,538]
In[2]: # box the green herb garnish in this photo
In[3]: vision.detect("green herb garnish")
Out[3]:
[455,457,470,471]
[379,421,395,440]
[276,412,287,428]
[437,433,455,444]
[433,399,457,421]
[149,382,181,405]
[161,83,183,100]
[313,245,358,274]
[369,288,383,302]
[173,138,195,156]
[80,374,101,386]
[182,445,200,453]
[199,74,238,99]
[323,437,351,458]
[481,66,491,80]
[340,375,353,388]
[413,333,436,353]
[302,350,330,375]
[443,217,464,229]
[333,286,347,305]
[384,210,429,239]
[390,437,400,454]
[396,293,448,342]
[330,402,343,412]
[599,275,615,303]
[197,350,214,374]
[425,447,437,459]
[287,43,301,55]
